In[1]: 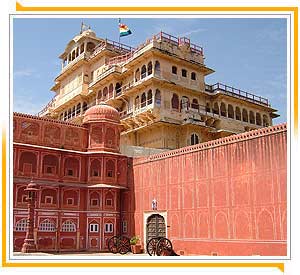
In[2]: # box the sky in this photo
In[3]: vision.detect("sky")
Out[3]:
[13,17,287,124]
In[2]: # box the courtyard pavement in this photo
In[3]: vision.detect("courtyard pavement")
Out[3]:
[13,251,149,257]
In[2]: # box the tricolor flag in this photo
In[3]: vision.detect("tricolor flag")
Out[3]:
[119,23,132,37]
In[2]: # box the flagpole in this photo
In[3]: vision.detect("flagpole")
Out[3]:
[118,18,121,44]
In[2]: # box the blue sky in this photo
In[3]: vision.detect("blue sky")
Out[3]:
[13,17,287,123]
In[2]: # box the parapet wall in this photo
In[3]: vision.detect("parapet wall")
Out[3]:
[124,123,287,256]
[13,112,88,151]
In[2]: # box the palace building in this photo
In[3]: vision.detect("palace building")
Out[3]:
[13,27,287,256]
[38,28,279,151]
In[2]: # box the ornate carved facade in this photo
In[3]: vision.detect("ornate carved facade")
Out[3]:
[39,28,279,151]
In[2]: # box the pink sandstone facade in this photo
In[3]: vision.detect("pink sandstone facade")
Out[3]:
[123,123,287,256]
[13,104,287,256]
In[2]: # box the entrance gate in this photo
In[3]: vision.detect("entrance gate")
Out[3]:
[146,214,166,242]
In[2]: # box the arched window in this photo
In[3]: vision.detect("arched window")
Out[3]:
[242,109,248,122]
[19,151,37,174]
[86,42,95,53]
[64,157,79,177]
[154,61,160,75]
[80,43,84,53]
[71,106,75,117]
[147,90,153,105]
[235,107,241,120]
[206,103,211,113]
[220,102,227,117]
[181,96,190,111]
[103,87,108,100]
[16,186,27,203]
[15,218,27,231]
[141,93,146,108]
[191,99,199,110]
[191,133,199,145]
[147,62,153,75]
[105,127,116,147]
[67,109,71,119]
[181,69,187,77]
[141,65,147,79]
[105,192,114,207]
[61,220,76,232]
[249,111,255,124]
[263,115,269,127]
[39,219,56,232]
[64,111,67,120]
[172,66,177,75]
[76,103,81,115]
[109,84,114,98]
[115,83,122,96]
[227,104,234,119]
[171,94,179,110]
[135,68,140,82]
[213,102,219,115]
[256,113,262,126]
[155,89,161,106]
[191,72,196,80]
[90,159,101,177]
[106,160,115,178]
[82,102,88,112]
[135,96,140,110]
[43,154,58,175]
[59,113,63,120]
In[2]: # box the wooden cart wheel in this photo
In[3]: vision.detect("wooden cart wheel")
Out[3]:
[146,237,160,256]
[156,237,173,256]
[118,236,131,255]
[108,235,119,254]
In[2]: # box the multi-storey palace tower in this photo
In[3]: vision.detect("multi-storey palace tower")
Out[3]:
[39,27,279,150]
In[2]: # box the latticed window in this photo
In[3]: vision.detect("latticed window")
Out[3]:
[61,220,76,232]
[15,218,27,231]
[39,219,56,232]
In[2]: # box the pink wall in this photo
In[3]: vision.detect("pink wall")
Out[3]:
[125,124,287,256]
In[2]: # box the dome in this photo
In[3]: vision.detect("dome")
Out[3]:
[83,102,120,124]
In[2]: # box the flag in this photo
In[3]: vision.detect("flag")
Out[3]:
[119,23,132,37]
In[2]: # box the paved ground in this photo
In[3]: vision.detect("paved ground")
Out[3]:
[14,252,149,256]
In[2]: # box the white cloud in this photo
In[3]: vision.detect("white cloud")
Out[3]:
[13,69,34,78]
[177,28,207,37]
[13,94,47,115]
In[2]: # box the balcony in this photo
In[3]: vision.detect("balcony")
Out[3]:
[61,52,89,74]
[205,83,270,107]
[53,85,86,111]
[89,65,122,88]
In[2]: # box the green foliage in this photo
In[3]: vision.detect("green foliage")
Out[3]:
[130,236,139,245]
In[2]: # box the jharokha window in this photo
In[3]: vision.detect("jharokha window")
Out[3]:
[15,218,27,232]
[39,219,56,232]
[61,220,76,232]
[106,160,115,178]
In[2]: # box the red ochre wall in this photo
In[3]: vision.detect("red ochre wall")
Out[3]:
[124,124,287,256]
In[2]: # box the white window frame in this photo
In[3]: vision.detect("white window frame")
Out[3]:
[104,223,114,233]
[15,218,27,231]
[89,223,99,232]
[61,220,76,232]
[39,219,56,232]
